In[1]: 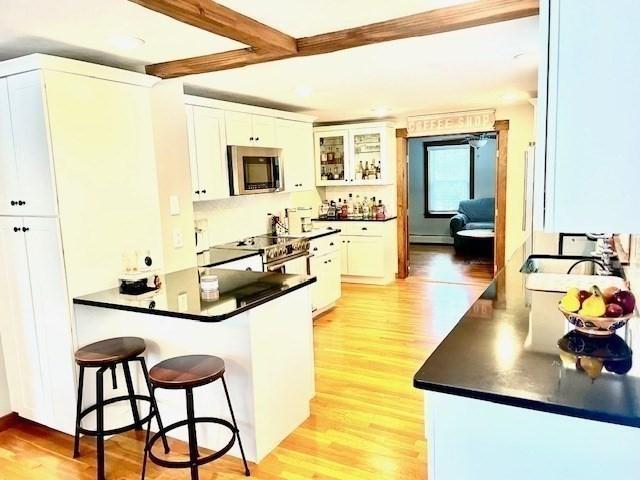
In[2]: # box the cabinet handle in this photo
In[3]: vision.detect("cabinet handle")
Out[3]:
[256,137,260,141]
[347,240,351,243]
[250,137,254,141]
[18,200,25,206]
[195,190,200,194]
[10,200,17,206]
[201,189,207,194]
[22,227,29,232]
[13,227,20,232]
[245,267,252,271]
[313,247,318,251]
[327,259,332,263]
[362,227,368,231]
[329,242,334,246]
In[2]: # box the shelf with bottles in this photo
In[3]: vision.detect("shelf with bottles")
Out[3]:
[316,130,348,185]
[317,195,389,221]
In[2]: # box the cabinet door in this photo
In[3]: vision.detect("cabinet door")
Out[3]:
[185,105,201,201]
[0,217,49,425]
[315,130,351,186]
[543,0,640,232]
[340,237,349,275]
[7,72,57,217]
[23,217,76,433]
[309,254,326,311]
[346,236,385,277]
[252,114,277,147]
[225,111,253,146]
[350,126,388,186]
[0,78,20,215]
[324,251,342,305]
[277,119,314,192]
[193,106,229,201]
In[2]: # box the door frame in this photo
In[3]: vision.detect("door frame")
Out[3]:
[396,119,509,278]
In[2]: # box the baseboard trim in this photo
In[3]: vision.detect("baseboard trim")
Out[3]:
[410,235,453,245]
[0,412,19,432]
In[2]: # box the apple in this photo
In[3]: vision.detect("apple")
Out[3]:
[605,303,624,318]
[578,290,592,305]
[602,286,620,304]
[612,290,636,315]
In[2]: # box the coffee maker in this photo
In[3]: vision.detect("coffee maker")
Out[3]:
[287,207,313,234]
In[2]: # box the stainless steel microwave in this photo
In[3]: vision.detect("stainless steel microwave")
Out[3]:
[228,146,284,195]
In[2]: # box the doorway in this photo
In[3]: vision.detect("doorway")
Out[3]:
[395,121,509,279]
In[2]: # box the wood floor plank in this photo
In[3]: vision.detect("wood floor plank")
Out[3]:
[0,247,490,479]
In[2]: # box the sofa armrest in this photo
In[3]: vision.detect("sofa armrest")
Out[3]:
[450,213,469,236]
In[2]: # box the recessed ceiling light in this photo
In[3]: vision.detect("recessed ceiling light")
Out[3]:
[294,85,313,97]
[108,35,146,50]
[372,107,389,117]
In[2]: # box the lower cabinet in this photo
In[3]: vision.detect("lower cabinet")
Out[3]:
[0,216,76,434]
[309,236,342,314]
[342,236,385,277]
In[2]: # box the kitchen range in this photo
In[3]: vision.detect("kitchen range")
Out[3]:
[217,235,311,274]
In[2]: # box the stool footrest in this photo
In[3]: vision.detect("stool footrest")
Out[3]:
[78,394,154,437]
[147,417,237,469]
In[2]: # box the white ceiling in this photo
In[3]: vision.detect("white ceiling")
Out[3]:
[0,0,538,122]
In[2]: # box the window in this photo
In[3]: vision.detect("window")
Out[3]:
[424,143,474,217]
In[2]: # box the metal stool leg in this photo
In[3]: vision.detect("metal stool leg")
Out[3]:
[73,365,85,458]
[185,388,200,480]
[138,358,170,453]
[96,367,107,480]
[122,361,142,431]
[140,403,153,480]
[222,376,250,476]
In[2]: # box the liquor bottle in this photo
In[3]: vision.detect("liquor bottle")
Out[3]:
[364,161,370,179]
[370,196,377,219]
[354,195,363,219]
[362,197,370,219]
[375,161,381,179]
[376,200,386,220]
[328,200,337,219]
[341,198,348,219]
[347,193,354,219]
[355,161,363,180]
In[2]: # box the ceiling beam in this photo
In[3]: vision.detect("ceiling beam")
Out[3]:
[129,0,298,53]
[145,0,539,78]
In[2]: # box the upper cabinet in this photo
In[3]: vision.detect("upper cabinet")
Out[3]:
[0,72,57,217]
[314,122,395,187]
[186,105,229,202]
[277,119,314,192]
[225,111,277,148]
[539,0,640,233]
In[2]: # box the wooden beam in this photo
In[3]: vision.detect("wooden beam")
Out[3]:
[146,0,539,78]
[494,119,509,273]
[130,0,297,53]
[396,129,409,279]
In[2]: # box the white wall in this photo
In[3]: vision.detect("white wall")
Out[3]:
[0,339,11,416]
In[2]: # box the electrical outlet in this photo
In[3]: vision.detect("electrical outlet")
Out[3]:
[173,229,184,249]
[177,292,188,312]
[169,195,180,216]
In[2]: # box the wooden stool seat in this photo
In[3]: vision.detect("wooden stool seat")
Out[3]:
[149,355,225,390]
[74,337,146,367]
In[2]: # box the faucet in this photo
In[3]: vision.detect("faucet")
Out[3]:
[586,233,615,274]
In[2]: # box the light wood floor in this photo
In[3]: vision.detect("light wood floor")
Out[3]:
[409,244,493,286]
[0,267,491,479]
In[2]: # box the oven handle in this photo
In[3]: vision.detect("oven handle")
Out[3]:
[266,252,311,273]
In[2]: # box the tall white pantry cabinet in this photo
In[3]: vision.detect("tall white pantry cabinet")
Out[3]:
[0,57,162,434]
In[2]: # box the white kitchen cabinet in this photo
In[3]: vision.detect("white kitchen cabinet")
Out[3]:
[309,234,341,314]
[0,216,75,433]
[344,236,385,277]
[214,255,263,272]
[314,122,395,187]
[539,0,640,233]
[186,105,229,201]
[225,111,277,147]
[0,72,57,217]
[277,119,315,192]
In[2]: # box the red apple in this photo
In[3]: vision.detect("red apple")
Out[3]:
[578,290,592,305]
[605,303,624,318]
[603,286,620,304]
[612,290,636,315]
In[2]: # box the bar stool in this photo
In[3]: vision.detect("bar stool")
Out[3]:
[141,354,250,479]
[73,337,169,480]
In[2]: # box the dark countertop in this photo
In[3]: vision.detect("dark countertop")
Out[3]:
[288,228,341,240]
[413,243,640,428]
[312,216,397,222]
[74,268,316,322]
[197,247,261,268]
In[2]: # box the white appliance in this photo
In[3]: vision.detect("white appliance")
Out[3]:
[287,207,313,234]
[228,145,283,195]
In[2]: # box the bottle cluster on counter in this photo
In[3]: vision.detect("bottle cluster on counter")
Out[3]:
[318,194,387,220]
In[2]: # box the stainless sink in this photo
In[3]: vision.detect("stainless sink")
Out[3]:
[520,255,602,275]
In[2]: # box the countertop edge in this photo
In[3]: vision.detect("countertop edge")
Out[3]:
[412,379,640,429]
[302,229,341,240]
[204,249,262,267]
[312,216,397,222]
[73,276,317,322]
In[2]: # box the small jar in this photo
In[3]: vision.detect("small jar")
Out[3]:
[200,274,219,292]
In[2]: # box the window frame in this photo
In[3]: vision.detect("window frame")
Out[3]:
[423,139,475,218]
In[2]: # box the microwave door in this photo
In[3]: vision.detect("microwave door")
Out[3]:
[272,157,282,191]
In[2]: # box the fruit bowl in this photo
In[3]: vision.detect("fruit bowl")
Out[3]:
[558,306,633,336]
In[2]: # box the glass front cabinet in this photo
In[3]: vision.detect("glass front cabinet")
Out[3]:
[314,122,395,186]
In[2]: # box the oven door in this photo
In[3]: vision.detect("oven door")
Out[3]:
[266,253,310,275]
[228,146,283,195]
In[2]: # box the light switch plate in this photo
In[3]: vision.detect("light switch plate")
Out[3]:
[173,229,184,249]
[169,195,180,216]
